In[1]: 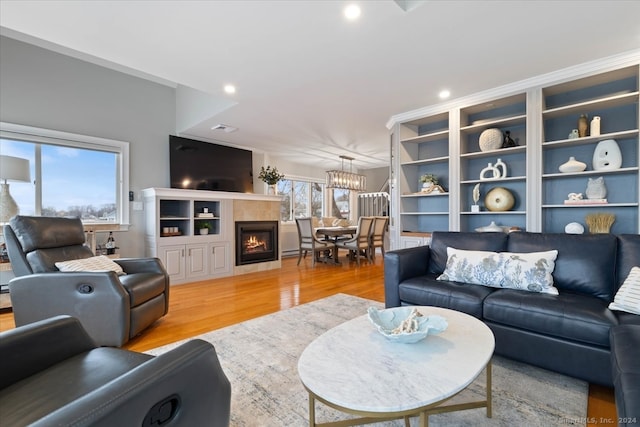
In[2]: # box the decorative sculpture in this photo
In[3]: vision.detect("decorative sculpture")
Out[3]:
[592,139,622,171]
[471,183,480,212]
[585,177,607,200]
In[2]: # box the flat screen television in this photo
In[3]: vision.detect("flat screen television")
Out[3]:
[169,135,253,193]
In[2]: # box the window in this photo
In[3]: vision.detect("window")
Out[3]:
[0,122,129,225]
[277,178,324,222]
[331,188,351,219]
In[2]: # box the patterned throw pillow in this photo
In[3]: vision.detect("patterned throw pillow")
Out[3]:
[437,247,559,295]
[55,255,125,275]
[609,266,640,315]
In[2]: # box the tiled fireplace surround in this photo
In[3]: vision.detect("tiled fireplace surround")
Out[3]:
[233,199,282,276]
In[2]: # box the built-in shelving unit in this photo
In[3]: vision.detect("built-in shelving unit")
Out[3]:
[143,188,233,284]
[397,112,450,247]
[540,65,639,234]
[388,54,639,249]
[457,92,528,232]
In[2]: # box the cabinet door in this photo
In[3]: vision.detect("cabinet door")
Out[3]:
[159,245,186,282]
[209,242,231,277]
[400,236,426,248]
[186,243,208,279]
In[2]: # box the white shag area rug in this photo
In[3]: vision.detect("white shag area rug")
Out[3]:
[147,293,588,426]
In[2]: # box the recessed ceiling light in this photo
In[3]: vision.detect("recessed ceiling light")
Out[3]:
[344,4,361,20]
[224,84,236,94]
[439,90,451,99]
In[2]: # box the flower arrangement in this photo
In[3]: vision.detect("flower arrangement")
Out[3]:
[198,222,212,230]
[419,174,438,184]
[258,166,285,185]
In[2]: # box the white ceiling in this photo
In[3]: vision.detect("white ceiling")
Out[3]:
[1,1,639,171]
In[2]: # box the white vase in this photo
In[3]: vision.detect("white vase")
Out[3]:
[268,185,277,195]
[559,157,587,173]
[478,128,503,152]
[494,158,507,178]
[199,228,209,235]
[590,116,601,136]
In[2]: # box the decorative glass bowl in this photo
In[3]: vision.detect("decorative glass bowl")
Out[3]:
[367,307,448,344]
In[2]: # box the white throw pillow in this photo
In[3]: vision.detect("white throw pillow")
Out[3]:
[609,266,640,315]
[55,255,125,275]
[437,247,559,295]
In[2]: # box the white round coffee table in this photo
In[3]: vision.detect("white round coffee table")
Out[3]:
[297,306,495,427]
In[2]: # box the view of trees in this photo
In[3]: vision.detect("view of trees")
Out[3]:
[41,204,117,221]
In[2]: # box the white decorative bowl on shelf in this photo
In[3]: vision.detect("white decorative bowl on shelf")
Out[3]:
[367,307,448,344]
[478,128,503,152]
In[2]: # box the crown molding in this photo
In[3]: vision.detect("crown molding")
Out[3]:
[386,49,640,130]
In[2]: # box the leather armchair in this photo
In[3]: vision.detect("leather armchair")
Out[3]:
[4,215,170,347]
[0,315,231,426]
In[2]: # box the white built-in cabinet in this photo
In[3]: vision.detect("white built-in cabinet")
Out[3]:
[389,55,639,249]
[143,188,233,284]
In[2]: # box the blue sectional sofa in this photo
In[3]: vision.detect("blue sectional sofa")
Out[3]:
[384,231,640,390]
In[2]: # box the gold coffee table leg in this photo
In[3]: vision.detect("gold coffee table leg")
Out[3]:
[486,361,493,418]
[309,393,316,427]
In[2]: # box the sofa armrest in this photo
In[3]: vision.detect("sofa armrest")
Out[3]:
[114,257,168,276]
[34,339,232,427]
[0,316,95,390]
[384,246,431,308]
[9,273,130,347]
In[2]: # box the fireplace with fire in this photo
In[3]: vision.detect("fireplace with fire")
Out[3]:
[235,221,279,266]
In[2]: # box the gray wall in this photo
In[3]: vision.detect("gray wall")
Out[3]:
[0,36,393,258]
[0,36,176,256]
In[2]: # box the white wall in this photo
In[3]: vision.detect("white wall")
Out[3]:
[0,36,176,257]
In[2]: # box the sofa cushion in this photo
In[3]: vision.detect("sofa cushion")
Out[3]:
[617,312,640,325]
[428,231,508,275]
[26,246,95,273]
[483,289,618,347]
[617,235,640,292]
[507,232,617,302]
[437,247,558,294]
[398,273,494,319]
[609,266,640,315]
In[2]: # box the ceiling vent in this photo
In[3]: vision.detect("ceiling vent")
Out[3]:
[211,124,238,133]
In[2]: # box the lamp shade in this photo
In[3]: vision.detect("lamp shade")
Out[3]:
[0,155,31,182]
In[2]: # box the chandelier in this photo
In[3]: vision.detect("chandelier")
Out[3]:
[325,155,367,192]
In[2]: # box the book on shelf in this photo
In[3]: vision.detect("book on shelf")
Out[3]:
[197,213,215,218]
[563,199,608,205]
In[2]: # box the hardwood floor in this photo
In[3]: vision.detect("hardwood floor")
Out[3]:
[0,252,616,425]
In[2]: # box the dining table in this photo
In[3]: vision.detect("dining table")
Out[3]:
[315,226,357,242]
[314,226,358,265]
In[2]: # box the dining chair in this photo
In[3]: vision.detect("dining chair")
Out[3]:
[295,217,336,267]
[335,216,374,266]
[369,216,389,260]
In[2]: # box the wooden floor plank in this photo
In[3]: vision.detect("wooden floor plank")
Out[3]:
[0,252,615,423]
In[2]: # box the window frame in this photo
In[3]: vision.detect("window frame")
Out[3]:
[0,122,130,227]
[276,175,325,223]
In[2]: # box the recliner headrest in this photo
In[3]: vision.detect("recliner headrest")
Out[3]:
[9,215,86,253]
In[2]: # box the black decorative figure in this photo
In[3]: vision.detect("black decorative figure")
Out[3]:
[502,131,517,148]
